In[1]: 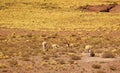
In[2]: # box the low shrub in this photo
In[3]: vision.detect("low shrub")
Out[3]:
[69,54,81,60]
[110,66,117,71]
[101,51,115,58]
[92,64,101,69]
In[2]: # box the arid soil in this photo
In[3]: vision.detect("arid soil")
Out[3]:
[0,27,120,73]
[79,3,120,13]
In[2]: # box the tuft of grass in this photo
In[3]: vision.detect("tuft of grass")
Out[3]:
[3,55,10,59]
[69,54,81,60]
[0,64,7,69]
[40,61,48,66]
[110,66,117,71]
[49,60,57,65]
[92,64,101,69]
[27,65,33,70]
[101,51,115,58]
[8,59,18,67]
[19,57,31,61]
[68,60,74,64]
[17,63,23,67]
[42,55,50,60]
[56,59,66,65]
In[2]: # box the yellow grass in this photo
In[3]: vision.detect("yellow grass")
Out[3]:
[0,0,120,30]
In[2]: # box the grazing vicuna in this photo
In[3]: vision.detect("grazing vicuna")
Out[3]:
[88,49,95,57]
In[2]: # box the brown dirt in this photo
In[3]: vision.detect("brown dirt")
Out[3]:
[0,27,120,73]
[110,5,120,12]
[78,3,120,13]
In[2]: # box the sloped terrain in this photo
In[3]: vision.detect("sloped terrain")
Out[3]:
[0,0,120,73]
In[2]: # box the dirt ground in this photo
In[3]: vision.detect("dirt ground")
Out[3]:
[79,3,120,13]
[0,27,120,73]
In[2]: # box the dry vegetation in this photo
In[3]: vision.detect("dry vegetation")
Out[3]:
[92,64,101,69]
[0,0,120,73]
[0,0,120,30]
[101,51,115,58]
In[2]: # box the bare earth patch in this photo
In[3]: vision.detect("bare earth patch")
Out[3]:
[78,3,120,13]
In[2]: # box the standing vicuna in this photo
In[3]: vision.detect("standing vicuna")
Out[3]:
[84,45,95,57]
[42,41,47,51]
[42,41,62,51]
[88,49,95,57]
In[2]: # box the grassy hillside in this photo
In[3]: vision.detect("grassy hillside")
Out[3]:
[0,0,120,30]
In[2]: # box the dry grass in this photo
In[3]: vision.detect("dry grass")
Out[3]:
[56,59,66,64]
[27,65,33,70]
[69,54,81,60]
[0,64,7,69]
[101,51,115,58]
[110,66,117,71]
[0,0,120,30]
[92,64,101,69]
[8,59,18,67]
[0,0,120,73]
